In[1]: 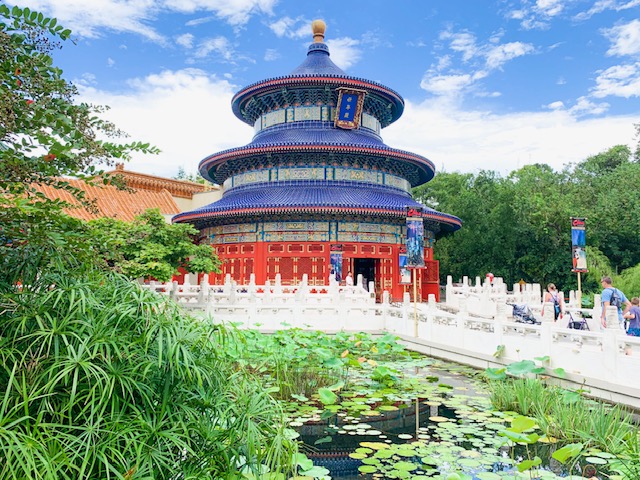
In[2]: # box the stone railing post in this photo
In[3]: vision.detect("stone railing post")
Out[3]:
[198,277,208,304]
[604,305,621,329]
[169,280,178,300]
[541,302,554,323]
[382,290,390,329]
[445,276,454,308]
[494,302,506,351]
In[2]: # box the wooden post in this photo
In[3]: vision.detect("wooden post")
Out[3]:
[413,269,418,337]
[577,272,582,307]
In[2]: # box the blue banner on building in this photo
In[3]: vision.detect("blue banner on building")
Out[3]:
[334,88,366,130]
[330,244,343,282]
[571,217,587,272]
[406,207,425,268]
[398,246,411,284]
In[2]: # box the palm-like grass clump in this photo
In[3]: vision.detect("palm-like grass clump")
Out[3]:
[0,270,296,479]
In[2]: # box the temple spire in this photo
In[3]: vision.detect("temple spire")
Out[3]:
[312,19,326,43]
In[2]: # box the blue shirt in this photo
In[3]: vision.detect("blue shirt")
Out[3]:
[627,306,640,330]
[601,287,628,322]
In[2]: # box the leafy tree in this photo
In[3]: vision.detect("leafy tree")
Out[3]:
[418,143,640,297]
[87,208,220,281]
[0,4,157,284]
[174,165,216,186]
[1,7,295,479]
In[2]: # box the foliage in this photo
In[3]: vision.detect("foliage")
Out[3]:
[0,268,297,479]
[1,7,290,480]
[486,374,638,470]
[0,4,159,285]
[417,144,640,298]
[0,4,157,197]
[86,208,220,281]
[174,166,215,187]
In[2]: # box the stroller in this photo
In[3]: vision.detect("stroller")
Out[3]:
[567,311,589,330]
[508,303,541,325]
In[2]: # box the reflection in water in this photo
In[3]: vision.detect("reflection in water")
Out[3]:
[291,365,595,479]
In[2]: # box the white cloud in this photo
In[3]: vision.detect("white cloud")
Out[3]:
[440,31,478,61]
[164,0,277,25]
[420,73,474,97]
[268,16,309,39]
[176,33,195,48]
[485,42,536,69]
[4,0,277,42]
[591,62,640,98]
[326,37,362,70]
[567,96,610,116]
[76,69,251,178]
[107,57,115,67]
[507,0,566,30]
[383,99,636,175]
[264,48,280,61]
[535,0,565,17]
[574,0,640,21]
[604,19,640,57]
[422,29,536,100]
[546,100,565,109]
[194,36,234,60]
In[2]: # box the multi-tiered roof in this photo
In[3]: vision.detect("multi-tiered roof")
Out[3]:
[174,20,460,234]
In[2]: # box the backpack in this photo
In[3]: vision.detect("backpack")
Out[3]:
[552,294,561,319]
[609,288,622,309]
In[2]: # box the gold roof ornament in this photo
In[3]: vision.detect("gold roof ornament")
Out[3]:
[312,19,326,43]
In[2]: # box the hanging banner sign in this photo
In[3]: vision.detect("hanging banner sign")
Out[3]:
[398,246,411,284]
[330,244,343,282]
[571,217,588,272]
[406,207,425,268]
[334,88,366,130]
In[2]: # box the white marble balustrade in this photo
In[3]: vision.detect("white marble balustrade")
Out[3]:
[140,273,640,409]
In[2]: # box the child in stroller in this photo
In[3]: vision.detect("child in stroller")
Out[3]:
[508,303,541,325]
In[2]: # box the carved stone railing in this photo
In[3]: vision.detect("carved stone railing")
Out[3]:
[140,273,640,408]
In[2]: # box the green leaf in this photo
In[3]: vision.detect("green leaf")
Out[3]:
[551,443,584,463]
[318,388,337,405]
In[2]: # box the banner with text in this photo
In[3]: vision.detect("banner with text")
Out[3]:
[571,217,588,272]
[406,207,425,268]
[330,244,343,282]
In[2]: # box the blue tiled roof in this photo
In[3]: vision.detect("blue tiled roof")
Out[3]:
[173,182,461,232]
[289,43,347,76]
[231,42,405,126]
[252,125,384,146]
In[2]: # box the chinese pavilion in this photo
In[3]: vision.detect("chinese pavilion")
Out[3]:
[173,20,461,301]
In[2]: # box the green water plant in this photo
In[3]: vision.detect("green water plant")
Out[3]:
[0,270,297,479]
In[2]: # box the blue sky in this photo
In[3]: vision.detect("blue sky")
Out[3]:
[12,0,640,178]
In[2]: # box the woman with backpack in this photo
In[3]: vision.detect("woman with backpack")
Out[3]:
[542,283,563,321]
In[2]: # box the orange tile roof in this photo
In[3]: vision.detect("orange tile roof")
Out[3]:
[107,163,216,199]
[34,178,181,222]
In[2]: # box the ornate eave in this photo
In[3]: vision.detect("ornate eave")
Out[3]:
[175,207,461,233]
[199,143,435,187]
[108,164,215,199]
[232,77,404,128]
[172,182,461,233]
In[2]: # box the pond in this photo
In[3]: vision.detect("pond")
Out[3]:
[241,329,638,479]
[286,361,576,479]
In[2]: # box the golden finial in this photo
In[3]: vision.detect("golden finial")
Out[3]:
[312,19,326,43]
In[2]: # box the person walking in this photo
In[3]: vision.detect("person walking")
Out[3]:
[345,271,354,287]
[541,283,563,321]
[623,297,640,336]
[600,276,631,328]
